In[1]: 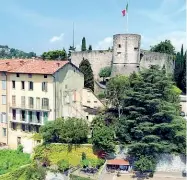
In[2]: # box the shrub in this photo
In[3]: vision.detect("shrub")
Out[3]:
[98,92,105,99]
[17,144,24,153]
[57,159,69,172]
[24,164,46,180]
[82,152,87,160]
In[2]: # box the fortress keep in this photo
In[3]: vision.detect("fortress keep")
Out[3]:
[71,34,174,93]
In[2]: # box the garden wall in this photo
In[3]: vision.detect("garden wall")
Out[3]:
[115,146,186,172]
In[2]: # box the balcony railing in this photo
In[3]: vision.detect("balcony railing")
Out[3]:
[9,116,42,125]
[9,103,50,111]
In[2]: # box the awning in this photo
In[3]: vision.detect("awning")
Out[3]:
[107,159,129,166]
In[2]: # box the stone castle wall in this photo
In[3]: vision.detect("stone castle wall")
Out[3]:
[71,50,173,79]
[140,50,174,74]
[71,50,112,80]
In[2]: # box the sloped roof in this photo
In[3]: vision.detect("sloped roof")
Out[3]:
[0,59,69,74]
[107,159,129,166]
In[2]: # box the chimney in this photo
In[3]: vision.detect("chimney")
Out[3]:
[6,62,10,65]
[57,62,60,67]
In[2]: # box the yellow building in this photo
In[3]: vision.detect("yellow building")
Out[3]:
[0,59,104,153]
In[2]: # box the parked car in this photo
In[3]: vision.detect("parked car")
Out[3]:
[182,169,187,177]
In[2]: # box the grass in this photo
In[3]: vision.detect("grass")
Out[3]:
[0,149,30,175]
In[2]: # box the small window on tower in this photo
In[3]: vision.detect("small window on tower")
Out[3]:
[134,47,138,50]
[118,44,121,48]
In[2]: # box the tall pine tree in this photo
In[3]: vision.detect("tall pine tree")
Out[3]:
[106,66,186,156]
[79,58,94,91]
[81,37,87,51]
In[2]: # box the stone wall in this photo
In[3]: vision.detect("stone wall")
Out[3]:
[71,50,112,80]
[156,154,186,172]
[140,50,174,74]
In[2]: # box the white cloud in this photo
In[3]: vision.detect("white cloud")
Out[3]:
[142,31,186,51]
[95,37,113,50]
[49,33,64,43]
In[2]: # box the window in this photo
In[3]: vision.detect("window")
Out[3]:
[12,95,16,106]
[21,110,26,121]
[94,101,97,103]
[65,85,67,89]
[44,75,47,78]
[1,72,6,76]
[29,81,33,90]
[36,112,41,123]
[2,128,6,137]
[87,100,91,103]
[86,116,88,120]
[28,111,32,122]
[1,113,6,123]
[43,112,48,124]
[28,74,32,78]
[12,109,16,120]
[118,44,121,48]
[12,123,17,130]
[2,95,6,105]
[134,47,139,50]
[21,96,25,107]
[16,73,20,77]
[12,81,15,89]
[42,82,48,92]
[29,97,34,108]
[42,98,49,110]
[21,124,25,131]
[21,81,25,90]
[2,80,6,90]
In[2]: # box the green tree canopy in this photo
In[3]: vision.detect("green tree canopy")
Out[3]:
[41,49,67,60]
[174,45,186,93]
[150,40,175,55]
[81,37,87,51]
[134,156,156,173]
[102,65,186,158]
[79,58,94,91]
[88,45,92,51]
[99,66,112,82]
[40,118,89,144]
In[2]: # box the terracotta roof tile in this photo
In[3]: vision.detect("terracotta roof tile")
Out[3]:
[0,59,69,74]
[107,159,129,165]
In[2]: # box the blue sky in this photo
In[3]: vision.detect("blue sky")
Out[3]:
[0,0,185,55]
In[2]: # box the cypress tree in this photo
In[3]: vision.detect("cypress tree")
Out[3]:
[88,45,92,51]
[79,58,94,91]
[81,37,87,51]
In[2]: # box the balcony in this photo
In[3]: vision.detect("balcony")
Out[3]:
[9,116,42,125]
[9,103,50,111]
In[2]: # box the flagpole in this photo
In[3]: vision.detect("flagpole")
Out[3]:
[126,0,129,33]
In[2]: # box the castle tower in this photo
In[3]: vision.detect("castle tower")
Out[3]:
[111,34,141,76]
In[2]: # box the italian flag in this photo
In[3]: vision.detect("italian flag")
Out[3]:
[122,3,128,16]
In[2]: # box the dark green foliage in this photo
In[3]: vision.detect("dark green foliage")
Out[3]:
[0,150,30,175]
[150,40,175,54]
[88,45,92,51]
[81,37,87,51]
[57,160,69,172]
[103,65,185,158]
[0,45,36,59]
[134,156,156,173]
[79,58,94,91]
[40,117,89,144]
[68,46,76,58]
[24,164,46,180]
[17,144,24,153]
[82,152,87,160]
[41,49,67,60]
[92,116,115,152]
[174,45,186,93]
[99,66,112,82]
